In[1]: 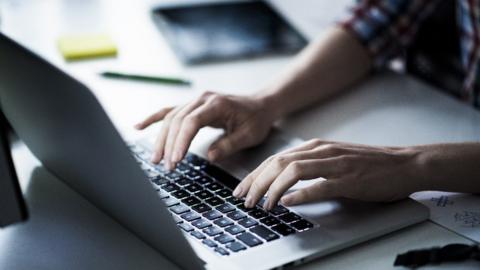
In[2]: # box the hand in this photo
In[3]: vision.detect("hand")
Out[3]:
[135,91,276,170]
[232,139,423,210]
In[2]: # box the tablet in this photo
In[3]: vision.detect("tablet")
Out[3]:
[152,1,307,64]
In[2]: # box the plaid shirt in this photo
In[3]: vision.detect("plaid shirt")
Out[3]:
[340,0,480,105]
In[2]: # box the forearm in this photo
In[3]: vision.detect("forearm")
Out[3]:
[254,26,372,119]
[412,143,480,193]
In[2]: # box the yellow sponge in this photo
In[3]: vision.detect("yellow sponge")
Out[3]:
[58,34,118,60]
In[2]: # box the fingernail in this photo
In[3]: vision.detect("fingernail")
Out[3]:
[208,149,219,161]
[165,161,172,171]
[281,196,292,206]
[151,152,160,163]
[172,152,180,163]
[232,186,242,197]
[244,195,253,208]
[263,200,270,210]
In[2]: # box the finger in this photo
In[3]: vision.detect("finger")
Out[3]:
[171,103,218,163]
[243,150,327,208]
[135,107,174,130]
[232,139,327,198]
[151,106,183,164]
[280,180,342,206]
[208,127,254,161]
[164,99,206,169]
[265,157,349,209]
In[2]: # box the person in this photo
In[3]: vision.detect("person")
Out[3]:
[135,0,480,211]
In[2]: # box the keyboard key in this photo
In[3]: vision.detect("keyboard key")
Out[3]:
[203,210,222,220]
[158,189,169,199]
[271,224,295,236]
[216,203,235,213]
[203,226,223,237]
[238,218,258,228]
[227,210,246,221]
[290,219,314,231]
[214,233,235,244]
[175,163,191,173]
[225,225,245,235]
[181,211,201,222]
[185,153,207,167]
[196,176,214,185]
[205,196,224,207]
[269,205,289,216]
[226,241,246,252]
[237,204,256,213]
[216,188,232,198]
[182,196,201,206]
[203,164,239,190]
[278,213,301,223]
[202,239,217,248]
[161,183,179,192]
[172,214,183,224]
[151,176,169,185]
[192,203,212,213]
[250,225,279,241]
[165,171,182,181]
[213,217,233,227]
[192,218,211,229]
[170,204,190,214]
[214,246,230,256]
[196,190,214,200]
[205,182,223,192]
[185,170,201,180]
[191,230,206,240]
[259,216,280,227]
[163,197,179,207]
[226,196,244,205]
[185,183,202,193]
[237,232,262,247]
[179,222,194,232]
[248,208,269,219]
[171,190,189,199]
[176,178,193,186]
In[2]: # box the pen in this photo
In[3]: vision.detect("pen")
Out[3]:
[100,71,192,86]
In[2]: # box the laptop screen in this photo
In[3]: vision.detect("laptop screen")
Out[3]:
[0,112,28,227]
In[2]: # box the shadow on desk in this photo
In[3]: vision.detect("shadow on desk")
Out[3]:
[0,167,177,270]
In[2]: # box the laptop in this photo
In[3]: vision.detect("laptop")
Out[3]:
[0,112,28,228]
[0,32,429,270]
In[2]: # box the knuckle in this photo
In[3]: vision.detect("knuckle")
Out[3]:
[320,144,342,155]
[164,111,176,121]
[272,155,288,168]
[250,181,263,193]
[201,91,214,98]
[308,138,323,146]
[184,114,199,127]
[287,161,302,178]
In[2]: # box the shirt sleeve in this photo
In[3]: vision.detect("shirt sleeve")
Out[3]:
[338,0,440,68]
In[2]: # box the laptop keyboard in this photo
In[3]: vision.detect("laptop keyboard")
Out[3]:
[129,144,314,256]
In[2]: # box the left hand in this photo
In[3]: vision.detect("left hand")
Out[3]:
[232,139,423,210]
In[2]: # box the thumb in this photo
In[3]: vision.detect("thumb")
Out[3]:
[280,180,341,206]
[208,129,251,161]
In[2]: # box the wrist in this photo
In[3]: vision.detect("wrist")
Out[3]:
[403,146,435,192]
[251,90,287,121]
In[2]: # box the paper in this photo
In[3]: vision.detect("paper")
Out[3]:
[58,34,117,60]
[411,191,480,243]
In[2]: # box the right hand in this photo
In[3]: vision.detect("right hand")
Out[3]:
[135,91,276,170]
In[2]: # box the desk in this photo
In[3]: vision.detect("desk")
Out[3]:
[0,0,478,269]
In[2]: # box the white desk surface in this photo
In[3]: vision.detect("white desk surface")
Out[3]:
[0,0,479,269]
